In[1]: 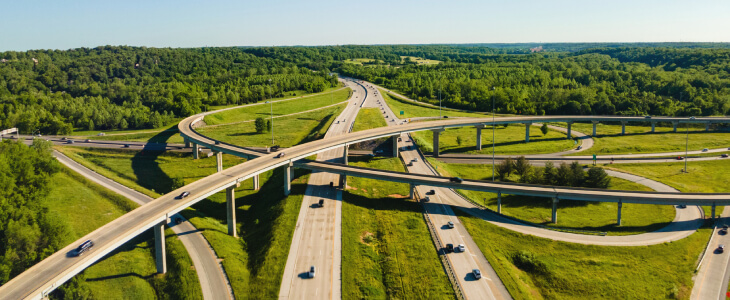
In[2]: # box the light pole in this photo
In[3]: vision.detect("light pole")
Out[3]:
[268,79,274,145]
[438,72,442,118]
[492,87,496,181]
[684,117,690,173]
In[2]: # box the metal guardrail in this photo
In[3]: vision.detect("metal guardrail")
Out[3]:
[422,207,466,300]
[695,209,717,271]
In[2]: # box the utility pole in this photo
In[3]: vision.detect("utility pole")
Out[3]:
[268,79,274,145]
[492,87,496,181]
[438,72,442,118]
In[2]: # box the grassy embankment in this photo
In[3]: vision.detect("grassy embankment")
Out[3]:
[56,145,309,298]
[459,211,711,299]
[380,89,488,119]
[426,158,676,235]
[609,159,730,217]
[352,108,388,132]
[565,122,730,156]
[196,103,346,147]
[343,155,454,299]
[46,164,201,299]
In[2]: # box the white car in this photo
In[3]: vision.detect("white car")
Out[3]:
[457,244,466,252]
[308,266,316,278]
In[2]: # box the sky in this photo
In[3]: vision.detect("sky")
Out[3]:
[1,0,729,51]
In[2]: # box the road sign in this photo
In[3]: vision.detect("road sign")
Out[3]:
[400,111,404,115]
[593,154,597,160]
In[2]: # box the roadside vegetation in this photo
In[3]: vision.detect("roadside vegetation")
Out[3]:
[353,108,388,132]
[342,156,454,299]
[459,211,710,299]
[426,158,676,235]
[380,89,488,119]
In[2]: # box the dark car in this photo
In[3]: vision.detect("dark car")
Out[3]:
[443,116,449,118]
[718,244,725,253]
[123,144,131,148]
[644,115,652,119]
[722,154,729,158]
[270,145,281,152]
[678,204,687,208]
[66,140,74,144]
[177,191,190,199]
[472,269,482,279]
[276,152,286,158]
[428,189,436,195]
[318,199,325,207]
[309,266,316,278]
[450,177,463,183]
[677,156,684,160]
[74,240,94,256]
[445,243,454,253]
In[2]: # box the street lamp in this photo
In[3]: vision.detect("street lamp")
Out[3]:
[438,72,442,118]
[492,87,496,181]
[265,101,274,145]
[683,117,692,173]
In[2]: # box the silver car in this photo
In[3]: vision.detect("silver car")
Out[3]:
[472,269,482,279]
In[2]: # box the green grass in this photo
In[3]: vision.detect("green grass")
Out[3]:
[204,88,351,125]
[342,156,454,299]
[458,211,710,299]
[45,165,202,299]
[411,124,577,155]
[400,56,441,65]
[567,122,730,155]
[196,104,346,147]
[426,158,676,235]
[56,146,308,299]
[380,89,489,119]
[353,108,388,132]
[608,159,730,217]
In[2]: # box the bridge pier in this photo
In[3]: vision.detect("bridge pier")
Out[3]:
[215,151,223,172]
[621,121,627,136]
[672,121,678,132]
[154,221,167,274]
[475,125,486,150]
[497,191,502,214]
[184,138,191,148]
[284,163,292,196]
[712,203,717,219]
[410,184,416,200]
[551,197,559,224]
[226,185,239,237]
[253,174,260,190]
[706,123,711,131]
[592,121,599,137]
[193,143,199,159]
[432,129,444,157]
[343,144,349,165]
[525,123,532,142]
[392,136,399,158]
[651,122,655,133]
[617,201,623,226]
[566,122,572,139]
[341,174,347,189]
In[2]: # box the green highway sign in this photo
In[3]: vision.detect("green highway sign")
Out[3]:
[400,111,404,115]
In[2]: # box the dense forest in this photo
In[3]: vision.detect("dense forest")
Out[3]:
[0,46,338,134]
[0,140,63,285]
[3,44,730,135]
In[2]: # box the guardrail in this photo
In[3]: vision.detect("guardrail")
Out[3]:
[422,205,466,300]
[695,212,718,271]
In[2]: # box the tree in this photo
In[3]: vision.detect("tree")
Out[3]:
[255,117,266,133]
[171,176,185,190]
[555,163,572,186]
[496,157,514,181]
[87,119,94,131]
[569,161,585,186]
[540,123,549,136]
[513,156,531,178]
[542,161,556,185]
[456,135,463,146]
[585,167,611,188]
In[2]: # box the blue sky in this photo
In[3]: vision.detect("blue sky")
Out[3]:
[1,0,728,51]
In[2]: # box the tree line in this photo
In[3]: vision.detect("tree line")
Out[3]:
[496,157,610,189]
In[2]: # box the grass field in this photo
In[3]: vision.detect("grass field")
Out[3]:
[353,108,388,132]
[342,156,454,299]
[566,122,730,155]
[401,56,441,65]
[196,104,345,147]
[45,166,201,299]
[55,146,308,298]
[204,88,351,125]
[426,158,677,235]
[410,124,577,155]
[459,211,710,299]
[380,89,489,119]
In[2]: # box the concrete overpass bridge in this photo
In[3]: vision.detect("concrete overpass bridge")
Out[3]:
[3,114,730,300]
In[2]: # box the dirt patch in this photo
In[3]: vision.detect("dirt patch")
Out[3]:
[360,231,375,244]
[387,194,407,199]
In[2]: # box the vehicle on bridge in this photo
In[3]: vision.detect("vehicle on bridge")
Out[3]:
[176,191,190,199]
[74,240,94,256]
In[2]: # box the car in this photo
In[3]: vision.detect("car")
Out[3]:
[308,266,316,278]
[677,156,684,160]
[428,189,436,195]
[123,144,131,148]
[721,229,728,235]
[702,148,709,152]
[407,162,413,166]
[318,199,324,207]
[398,137,402,142]
[443,116,449,118]
[724,225,729,230]
[445,243,454,253]
[690,116,696,120]
[424,196,431,202]
[85,139,90,142]
[336,121,340,124]
[97,132,105,136]
[276,152,286,158]
[177,191,190,199]
[457,244,466,252]
[66,140,74,144]
[270,145,281,152]
[447,221,454,229]
[644,115,652,119]
[678,204,687,208]
[74,240,94,256]
[450,177,463,183]
[61,137,67,140]
[576,146,582,150]
[413,158,418,162]
[472,269,482,279]
[722,154,729,158]
[718,244,725,253]
[391,119,395,122]
[175,217,183,224]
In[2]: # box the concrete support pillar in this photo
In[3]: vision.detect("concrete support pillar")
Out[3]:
[215,151,223,172]
[409,184,416,200]
[392,136,399,158]
[525,123,531,143]
[566,122,572,139]
[551,197,559,224]
[651,122,656,133]
[226,185,238,237]
[284,163,292,196]
[673,122,678,132]
[621,121,627,136]
[706,123,711,132]
[192,143,199,159]
[497,191,502,214]
[154,221,167,274]
[617,201,623,226]
[341,174,347,189]
[475,125,485,150]
[712,203,717,219]
[343,144,349,165]
[432,129,444,157]
[592,121,598,137]
[253,174,260,191]
[184,138,191,148]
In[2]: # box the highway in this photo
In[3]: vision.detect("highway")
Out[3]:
[278,78,364,300]
[4,101,730,298]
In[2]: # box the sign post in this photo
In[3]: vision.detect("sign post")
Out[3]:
[593,154,597,166]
